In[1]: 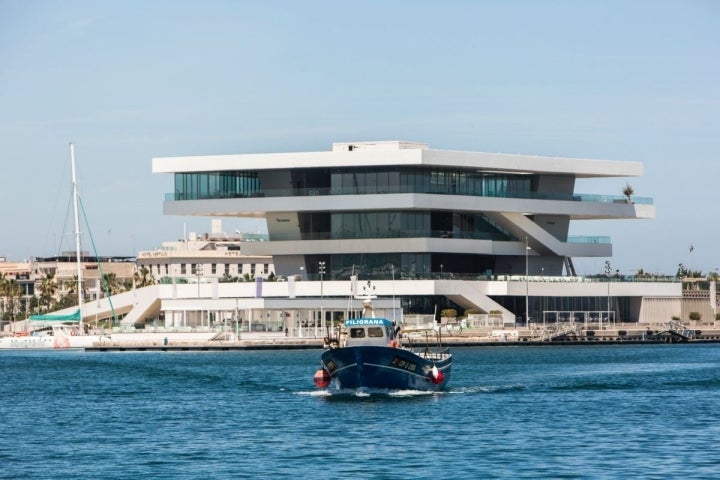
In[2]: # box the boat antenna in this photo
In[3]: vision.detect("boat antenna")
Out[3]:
[70,143,84,330]
[391,263,396,324]
[347,264,356,320]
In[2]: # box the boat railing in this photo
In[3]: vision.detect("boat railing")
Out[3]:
[400,326,449,352]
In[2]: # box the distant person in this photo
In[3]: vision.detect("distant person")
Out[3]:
[268,272,276,281]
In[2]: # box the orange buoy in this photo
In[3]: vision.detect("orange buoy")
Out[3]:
[313,368,331,388]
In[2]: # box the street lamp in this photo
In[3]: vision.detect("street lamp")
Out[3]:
[318,261,326,337]
[525,236,531,328]
[440,264,443,279]
[197,264,203,298]
[604,260,611,331]
[197,263,204,327]
[391,264,396,323]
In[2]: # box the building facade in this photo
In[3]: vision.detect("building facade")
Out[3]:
[136,220,274,283]
[151,141,664,322]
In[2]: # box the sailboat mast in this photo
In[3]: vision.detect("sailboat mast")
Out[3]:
[70,143,84,329]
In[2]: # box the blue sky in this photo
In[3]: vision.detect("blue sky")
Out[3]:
[1,0,718,276]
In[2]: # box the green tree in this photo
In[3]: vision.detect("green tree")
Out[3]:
[134,266,155,287]
[102,272,122,296]
[0,273,8,323]
[38,272,58,313]
[622,183,634,203]
[0,277,23,329]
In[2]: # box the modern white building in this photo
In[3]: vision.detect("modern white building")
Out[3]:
[146,140,684,326]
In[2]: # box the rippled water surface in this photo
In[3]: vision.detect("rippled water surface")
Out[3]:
[2,344,719,479]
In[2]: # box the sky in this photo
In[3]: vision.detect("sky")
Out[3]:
[1,0,718,276]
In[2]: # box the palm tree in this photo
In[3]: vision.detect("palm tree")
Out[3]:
[0,273,7,325]
[1,279,22,331]
[38,272,58,313]
[66,274,78,297]
[623,183,634,203]
[56,275,85,310]
[102,272,121,296]
[134,266,155,288]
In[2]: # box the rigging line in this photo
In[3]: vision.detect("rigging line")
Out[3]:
[43,155,72,256]
[58,187,73,257]
[78,197,118,325]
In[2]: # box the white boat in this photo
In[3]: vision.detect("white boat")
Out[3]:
[0,314,109,349]
[0,144,109,350]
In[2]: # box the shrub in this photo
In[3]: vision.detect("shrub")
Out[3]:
[440,308,457,318]
[489,310,502,315]
[689,312,702,321]
[464,308,480,316]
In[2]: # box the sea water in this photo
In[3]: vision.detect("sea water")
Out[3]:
[1,345,719,479]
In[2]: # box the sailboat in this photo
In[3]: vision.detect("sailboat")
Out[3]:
[0,144,109,349]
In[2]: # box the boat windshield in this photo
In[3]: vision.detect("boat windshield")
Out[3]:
[367,327,385,337]
[344,318,395,347]
[350,328,365,338]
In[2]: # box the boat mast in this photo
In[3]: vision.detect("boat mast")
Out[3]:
[70,143,84,330]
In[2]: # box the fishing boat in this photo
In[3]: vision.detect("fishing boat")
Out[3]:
[313,280,452,392]
[0,144,109,350]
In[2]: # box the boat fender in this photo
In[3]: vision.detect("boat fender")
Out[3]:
[313,368,331,388]
[390,340,400,348]
[70,330,77,336]
[430,365,444,385]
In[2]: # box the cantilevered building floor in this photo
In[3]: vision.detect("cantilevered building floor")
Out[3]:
[151,141,667,324]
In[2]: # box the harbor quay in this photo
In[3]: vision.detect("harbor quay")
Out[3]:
[83,323,720,352]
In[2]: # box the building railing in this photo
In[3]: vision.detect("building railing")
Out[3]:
[165,187,653,206]
[567,235,611,244]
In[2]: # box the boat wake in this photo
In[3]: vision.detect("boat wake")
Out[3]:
[296,388,442,399]
[449,384,527,394]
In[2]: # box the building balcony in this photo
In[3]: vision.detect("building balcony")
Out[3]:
[164,187,653,206]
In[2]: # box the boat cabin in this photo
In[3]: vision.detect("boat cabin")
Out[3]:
[344,318,397,347]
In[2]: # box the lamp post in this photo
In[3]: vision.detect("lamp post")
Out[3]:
[197,263,203,327]
[525,236,530,328]
[440,264,443,279]
[604,260,611,331]
[318,260,325,337]
[391,264,396,323]
[235,298,241,340]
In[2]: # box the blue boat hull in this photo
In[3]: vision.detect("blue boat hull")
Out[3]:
[321,346,452,391]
